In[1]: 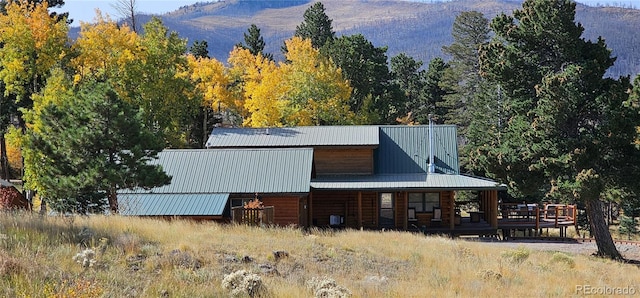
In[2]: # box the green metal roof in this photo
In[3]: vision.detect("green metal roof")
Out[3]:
[376,125,459,174]
[118,193,229,216]
[310,173,505,190]
[205,126,379,148]
[122,148,314,194]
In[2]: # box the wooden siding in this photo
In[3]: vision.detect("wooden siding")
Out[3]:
[440,191,454,227]
[314,148,374,175]
[261,196,301,226]
[395,191,407,229]
[479,190,498,228]
[311,191,378,229]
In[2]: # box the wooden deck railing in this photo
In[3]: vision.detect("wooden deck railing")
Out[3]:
[499,203,577,228]
[231,206,274,226]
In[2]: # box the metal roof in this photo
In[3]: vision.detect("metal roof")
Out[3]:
[205,126,379,148]
[0,179,14,187]
[118,193,229,216]
[310,173,505,190]
[121,148,314,194]
[376,125,459,175]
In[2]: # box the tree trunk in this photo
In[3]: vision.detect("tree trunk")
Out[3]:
[108,185,118,214]
[0,132,10,180]
[585,199,622,260]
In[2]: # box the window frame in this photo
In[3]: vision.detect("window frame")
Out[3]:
[408,192,440,213]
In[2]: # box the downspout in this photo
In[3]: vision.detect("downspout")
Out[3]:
[428,114,435,173]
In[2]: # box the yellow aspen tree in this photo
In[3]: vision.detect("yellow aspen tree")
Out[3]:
[281,37,353,126]
[71,12,141,84]
[228,47,289,127]
[185,54,232,115]
[0,0,68,98]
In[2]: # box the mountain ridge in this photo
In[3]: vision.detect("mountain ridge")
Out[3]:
[77,0,640,78]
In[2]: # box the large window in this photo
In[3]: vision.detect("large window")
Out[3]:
[408,192,440,212]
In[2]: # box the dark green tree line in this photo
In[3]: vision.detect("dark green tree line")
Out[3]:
[472,0,640,259]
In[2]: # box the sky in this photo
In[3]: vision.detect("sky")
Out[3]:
[56,0,640,24]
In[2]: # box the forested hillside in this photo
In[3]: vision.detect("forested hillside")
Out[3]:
[81,0,640,78]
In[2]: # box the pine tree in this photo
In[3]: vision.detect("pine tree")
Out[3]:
[23,75,171,213]
[190,40,209,58]
[476,0,640,259]
[294,2,335,49]
[440,11,491,139]
[237,24,273,60]
[322,34,396,124]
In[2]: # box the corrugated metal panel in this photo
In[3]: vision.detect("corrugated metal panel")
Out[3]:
[119,193,229,216]
[310,174,504,190]
[121,148,313,194]
[205,126,379,148]
[0,179,15,187]
[376,125,459,174]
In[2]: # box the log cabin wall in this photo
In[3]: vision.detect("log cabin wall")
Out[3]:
[479,190,498,228]
[314,148,374,175]
[440,191,455,227]
[395,192,408,229]
[311,191,378,229]
[260,196,301,226]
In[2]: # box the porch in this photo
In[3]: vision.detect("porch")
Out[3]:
[422,217,498,237]
[497,203,578,238]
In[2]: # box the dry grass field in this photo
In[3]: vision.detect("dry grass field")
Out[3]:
[1,212,639,297]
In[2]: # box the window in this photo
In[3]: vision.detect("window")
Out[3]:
[230,198,253,208]
[408,192,440,212]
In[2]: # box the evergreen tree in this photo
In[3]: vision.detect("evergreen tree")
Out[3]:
[23,75,171,213]
[390,53,426,124]
[440,11,491,139]
[237,24,273,60]
[475,0,640,259]
[190,40,209,58]
[323,34,397,124]
[423,57,451,124]
[294,2,335,49]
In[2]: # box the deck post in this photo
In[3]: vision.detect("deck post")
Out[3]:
[357,191,362,229]
[450,192,455,230]
[403,192,408,230]
[309,192,314,227]
[535,206,540,235]
[488,190,498,228]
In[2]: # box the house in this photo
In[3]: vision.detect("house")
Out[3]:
[119,125,505,234]
[0,179,30,210]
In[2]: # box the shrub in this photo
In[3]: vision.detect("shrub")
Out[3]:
[549,252,575,269]
[72,249,97,269]
[500,247,530,264]
[307,277,351,298]
[222,270,268,297]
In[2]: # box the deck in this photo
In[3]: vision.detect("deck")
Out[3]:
[423,217,498,237]
[419,203,577,238]
[497,204,577,238]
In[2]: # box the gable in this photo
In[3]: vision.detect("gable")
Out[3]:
[375,125,459,175]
